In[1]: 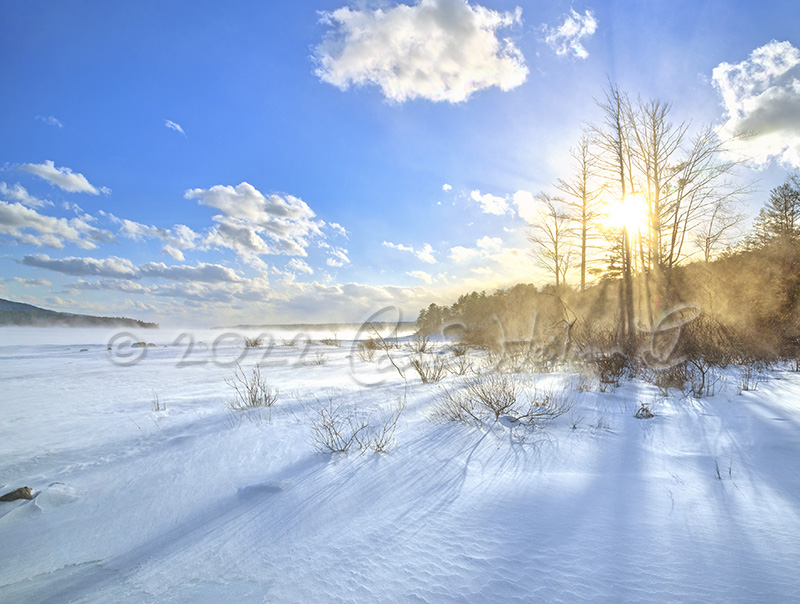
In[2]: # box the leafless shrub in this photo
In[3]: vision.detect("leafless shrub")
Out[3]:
[407,333,434,354]
[736,363,763,394]
[310,351,327,366]
[687,364,725,398]
[432,375,572,428]
[448,352,474,376]
[643,364,688,397]
[568,411,584,430]
[226,362,278,411]
[356,339,377,363]
[450,342,469,357]
[151,389,165,412]
[634,403,654,419]
[320,335,340,347]
[308,395,405,454]
[591,351,630,387]
[409,354,449,384]
[244,335,264,348]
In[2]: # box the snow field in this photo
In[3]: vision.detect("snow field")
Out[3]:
[1,328,799,603]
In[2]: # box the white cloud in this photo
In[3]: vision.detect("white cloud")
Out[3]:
[442,183,453,191]
[287,258,314,275]
[542,9,597,59]
[113,217,199,261]
[383,240,437,264]
[186,182,325,261]
[326,247,350,267]
[713,40,800,167]
[35,115,63,128]
[448,245,481,262]
[165,119,186,136]
[3,276,52,287]
[0,182,52,208]
[513,189,538,222]
[0,202,112,249]
[470,189,510,215]
[315,0,528,103]
[476,235,502,250]
[327,222,348,238]
[407,270,434,284]
[20,254,138,278]
[20,254,245,285]
[19,160,107,195]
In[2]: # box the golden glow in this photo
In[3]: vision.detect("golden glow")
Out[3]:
[605,192,648,235]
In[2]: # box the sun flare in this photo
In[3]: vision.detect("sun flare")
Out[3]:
[605,192,648,235]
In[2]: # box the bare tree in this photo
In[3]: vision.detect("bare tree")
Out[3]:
[556,134,603,292]
[591,82,636,350]
[695,199,744,262]
[528,194,575,288]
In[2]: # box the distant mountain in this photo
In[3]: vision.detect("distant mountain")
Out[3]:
[0,298,158,328]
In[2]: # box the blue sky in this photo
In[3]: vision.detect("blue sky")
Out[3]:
[1,0,799,326]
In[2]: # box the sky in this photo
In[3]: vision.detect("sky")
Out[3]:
[1,0,799,327]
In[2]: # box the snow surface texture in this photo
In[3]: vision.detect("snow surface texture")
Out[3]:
[1,328,799,603]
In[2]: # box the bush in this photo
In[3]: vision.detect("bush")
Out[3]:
[308,395,404,454]
[409,354,449,384]
[407,333,434,354]
[432,374,572,428]
[226,362,278,411]
[244,335,264,348]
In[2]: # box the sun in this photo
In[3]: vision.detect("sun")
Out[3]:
[605,192,648,236]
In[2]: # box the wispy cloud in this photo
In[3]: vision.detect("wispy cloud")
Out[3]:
[35,115,63,128]
[713,40,800,168]
[542,9,598,59]
[165,119,186,136]
[383,240,437,264]
[287,258,314,275]
[19,160,109,195]
[20,254,245,284]
[314,0,528,103]
[0,182,52,208]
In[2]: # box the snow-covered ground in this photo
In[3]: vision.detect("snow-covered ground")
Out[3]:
[1,328,799,603]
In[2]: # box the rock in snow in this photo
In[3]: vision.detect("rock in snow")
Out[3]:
[0,486,33,501]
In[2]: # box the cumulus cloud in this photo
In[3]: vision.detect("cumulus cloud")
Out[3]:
[542,9,598,59]
[0,202,112,249]
[470,189,510,215]
[35,115,63,128]
[19,160,108,195]
[0,182,52,208]
[165,119,186,135]
[713,40,800,167]
[512,189,538,222]
[383,240,437,264]
[448,245,481,262]
[442,183,453,191]
[315,0,528,103]
[112,217,199,261]
[186,183,325,261]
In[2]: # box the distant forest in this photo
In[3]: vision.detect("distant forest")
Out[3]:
[0,298,158,329]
